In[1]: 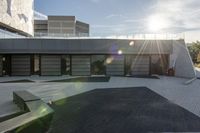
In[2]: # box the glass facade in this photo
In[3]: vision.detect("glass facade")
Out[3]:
[91,55,106,75]
[0,54,170,76]
[151,55,169,75]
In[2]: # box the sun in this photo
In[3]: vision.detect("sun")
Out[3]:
[147,15,169,32]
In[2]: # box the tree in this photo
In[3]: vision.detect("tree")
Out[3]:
[197,52,200,63]
[188,41,200,63]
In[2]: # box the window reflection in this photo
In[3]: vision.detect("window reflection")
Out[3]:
[91,55,106,75]
[151,55,169,75]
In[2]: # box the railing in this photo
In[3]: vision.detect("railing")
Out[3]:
[34,32,90,38]
[0,29,185,40]
[34,32,185,40]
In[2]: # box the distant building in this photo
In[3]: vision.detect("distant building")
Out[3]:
[0,0,34,37]
[34,16,89,37]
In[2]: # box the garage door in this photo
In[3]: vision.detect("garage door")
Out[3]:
[0,56,2,76]
[106,55,124,76]
[11,55,31,76]
[71,56,91,76]
[130,55,150,75]
[41,55,61,76]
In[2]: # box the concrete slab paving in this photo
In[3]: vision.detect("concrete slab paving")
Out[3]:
[196,67,200,77]
[0,76,200,121]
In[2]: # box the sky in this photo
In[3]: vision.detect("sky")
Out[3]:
[35,0,200,43]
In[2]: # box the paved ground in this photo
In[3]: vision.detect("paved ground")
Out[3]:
[50,87,200,133]
[0,73,200,120]
[196,67,200,77]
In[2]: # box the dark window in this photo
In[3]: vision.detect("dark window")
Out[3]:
[125,55,134,75]
[2,55,11,76]
[125,55,150,76]
[61,55,71,75]
[151,54,169,75]
[91,55,106,75]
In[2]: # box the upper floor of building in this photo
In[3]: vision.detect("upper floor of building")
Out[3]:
[34,15,89,37]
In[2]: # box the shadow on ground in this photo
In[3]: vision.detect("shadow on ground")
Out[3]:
[49,87,200,133]
[46,77,110,82]
[0,79,34,83]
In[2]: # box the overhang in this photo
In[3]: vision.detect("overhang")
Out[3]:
[0,38,174,54]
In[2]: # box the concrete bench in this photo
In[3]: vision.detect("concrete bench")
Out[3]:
[13,91,40,111]
[0,91,54,133]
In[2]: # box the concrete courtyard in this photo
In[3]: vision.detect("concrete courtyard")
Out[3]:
[0,72,199,120]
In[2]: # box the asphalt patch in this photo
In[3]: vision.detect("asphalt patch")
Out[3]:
[49,87,200,133]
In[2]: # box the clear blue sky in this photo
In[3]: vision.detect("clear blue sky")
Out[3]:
[35,0,200,42]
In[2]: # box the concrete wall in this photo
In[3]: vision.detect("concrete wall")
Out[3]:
[0,0,34,36]
[170,40,196,78]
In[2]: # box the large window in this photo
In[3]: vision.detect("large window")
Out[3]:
[91,55,106,75]
[2,55,11,76]
[61,55,71,75]
[151,55,169,75]
[125,55,134,75]
[125,55,150,76]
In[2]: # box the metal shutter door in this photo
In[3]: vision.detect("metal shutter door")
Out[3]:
[41,55,61,76]
[72,56,91,76]
[131,55,150,75]
[0,56,2,76]
[11,55,31,76]
[106,55,124,76]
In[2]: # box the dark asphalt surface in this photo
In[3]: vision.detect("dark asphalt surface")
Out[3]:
[50,87,200,133]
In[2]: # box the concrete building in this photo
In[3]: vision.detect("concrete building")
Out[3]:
[0,38,196,78]
[34,16,89,37]
[0,0,195,79]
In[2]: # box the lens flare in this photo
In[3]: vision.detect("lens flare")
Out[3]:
[106,57,114,64]
[129,41,134,46]
[118,50,123,55]
[147,15,169,32]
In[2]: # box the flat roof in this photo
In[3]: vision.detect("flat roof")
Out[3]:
[0,38,177,54]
